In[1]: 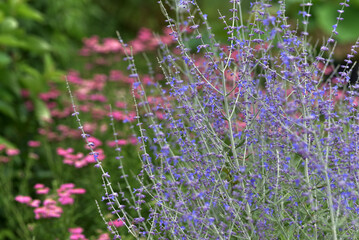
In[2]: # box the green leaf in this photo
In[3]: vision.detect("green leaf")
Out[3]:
[0,17,18,32]
[43,53,55,74]
[0,34,27,48]
[25,35,51,52]
[0,136,17,149]
[0,100,16,120]
[315,3,359,43]
[0,229,16,240]
[16,4,43,22]
[0,52,11,66]
[18,64,44,94]
[33,99,51,125]
[0,10,4,22]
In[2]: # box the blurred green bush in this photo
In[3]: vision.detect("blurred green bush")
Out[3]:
[0,0,358,239]
[0,0,54,151]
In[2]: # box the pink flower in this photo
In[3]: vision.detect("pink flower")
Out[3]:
[106,141,116,148]
[107,139,128,147]
[155,111,164,120]
[62,152,89,167]
[119,139,128,145]
[15,195,32,204]
[108,219,124,228]
[67,70,83,84]
[59,183,75,190]
[90,94,107,102]
[59,196,74,205]
[29,199,41,208]
[137,28,153,42]
[0,156,9,163]
[85,137,102,149]
[68,227,88,240]
[28,140,41,147]
[97,233,110,240]
[142,75,154,85]
[83,123,96,133]
[21,89,30,98]
[102,38,122,52]
[112,111,124,121]
[69,188,86,194]
[57,184,86,204]
[36,188,50,195]
[84,148,105,163]
[34,200,63,219]
[100,124,108,133]
[0,144,6,151]
[38,90,60,101]
[69,227,84,234]
[129,136,138,145]
[43,199,57,206]
[93,74,107,83]
[73,160,88,168]
[115,101,127,108]
[236,121,247,131]
[34,183,45,189]
[6,148,20,156]
[109,70,125,82]
[34,183,50,195]
[57,147,74,156]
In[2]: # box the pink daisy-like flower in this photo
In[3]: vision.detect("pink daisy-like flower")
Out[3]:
[69,227,88,240]
[29,199,41,208]
[15,195,32,204]
[28,140,41,147]
[108,219,124,228]
[6,148,20,156]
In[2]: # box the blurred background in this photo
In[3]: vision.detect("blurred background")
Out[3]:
[0,0,358,239]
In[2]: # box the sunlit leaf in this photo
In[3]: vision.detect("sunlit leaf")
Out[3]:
[16,4,43,22]
[33,99,51,125]
[0,100,16,120]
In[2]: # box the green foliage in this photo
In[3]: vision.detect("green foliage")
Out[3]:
[0,0,358,239]
[284,0,359,44]
[314,1,359,43]
[0,0,59,148]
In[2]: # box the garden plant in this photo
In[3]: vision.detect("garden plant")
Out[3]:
[4,0,359,239]
[65,0,359,239]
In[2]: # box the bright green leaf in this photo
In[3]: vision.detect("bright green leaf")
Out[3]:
[0,17,18,32]
[0,52,11,66]
[16,4,43,22]
[0,10,4,22]
[33,99,51,125]
[315,3,359,43]
[0,228,16,239]
[18,64,44,94]
[24,35,51,52]
[43,53,55,74]
[0,34,27,48]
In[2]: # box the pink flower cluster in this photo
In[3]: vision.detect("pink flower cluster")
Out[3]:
[69,227,87,240]
[80,27,174,56]
[57,139,105,168]
[68,227,111,240]
[34,199,63,219]
[0,144,20,163]
[106,136,138,147]
[111,110,136,123]
[28,140,41,148]
[57,183,86,205]
[34,183,50,195]
[108,219,124,228]
[15,183,86,219]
